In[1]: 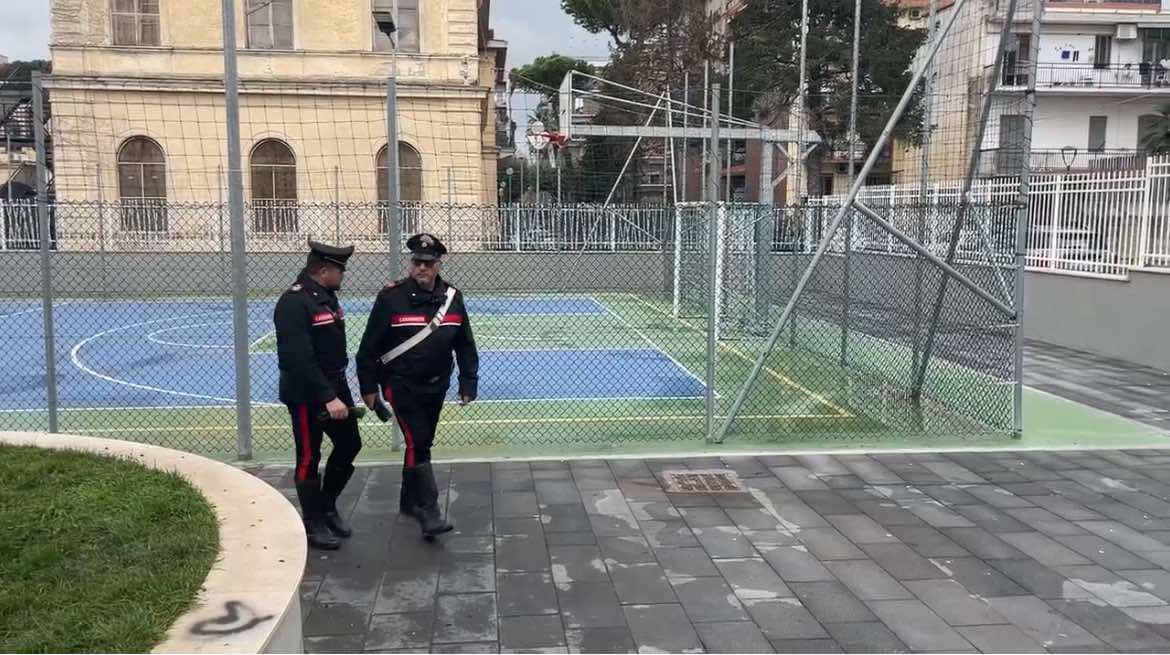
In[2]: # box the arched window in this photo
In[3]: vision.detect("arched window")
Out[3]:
[376,142,423,233]
[117,136,167,232]
[251,139,297,233]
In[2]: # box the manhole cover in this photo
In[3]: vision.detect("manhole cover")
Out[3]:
[662,470,745,494]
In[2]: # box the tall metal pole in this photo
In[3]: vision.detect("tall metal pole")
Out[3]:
[96,162,108,296]
[912,0,938,379]
[795,0,809,204]
[725,42,734,202]
[221,0,251,460]
[700,62,709,199]
[705,84,722,443]
[714,0,972,443]
[840,0,862,366]
[1013,0,1043,436]
[32,72,58,433]
[913,0,1022,399]
[386,0,402,273]
[682,72,689,202]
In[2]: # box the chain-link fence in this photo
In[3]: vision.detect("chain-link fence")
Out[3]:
[2,196,1021,460]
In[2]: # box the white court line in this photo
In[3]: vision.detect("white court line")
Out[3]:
[0,301,70,319]
[249,328,276,349]
[590,295,711,391]
[69,311,286,405]
[146,322,235,350]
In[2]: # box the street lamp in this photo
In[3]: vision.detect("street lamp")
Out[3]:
[526,120,550,204]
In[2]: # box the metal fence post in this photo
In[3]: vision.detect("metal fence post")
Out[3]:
[1138,156,1155,269]
[96,162,109,296]
[1050,175,1063,271]
[386,74,402,271]
[32,72,58,434]
[221,0,252,460]
[705,84,721,443]
[333,165,341,243]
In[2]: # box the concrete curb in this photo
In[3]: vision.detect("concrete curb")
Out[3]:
[0,432,306,654]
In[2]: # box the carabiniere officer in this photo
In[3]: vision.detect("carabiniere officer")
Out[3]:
[357,233,478,538]
[274,240,363,551]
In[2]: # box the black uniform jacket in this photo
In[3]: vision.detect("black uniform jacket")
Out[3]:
[273,270,350,405]
[356,276,479,398]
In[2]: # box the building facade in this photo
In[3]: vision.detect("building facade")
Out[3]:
[47,0,507,246]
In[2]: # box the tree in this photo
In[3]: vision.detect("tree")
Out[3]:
[731,0,925,151]
[562,0,626,48]
[1141,105,1170,154]
[511,54,596,124]
[0,60,51,85]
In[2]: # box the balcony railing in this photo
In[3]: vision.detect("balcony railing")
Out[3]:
[1004,62,1170,90]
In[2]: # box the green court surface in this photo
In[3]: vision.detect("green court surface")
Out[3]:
[3,291,1165,463]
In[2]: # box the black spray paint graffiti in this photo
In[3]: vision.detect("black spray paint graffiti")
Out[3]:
[190,600,275,636]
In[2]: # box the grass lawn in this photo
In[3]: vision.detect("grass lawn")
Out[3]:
[0,446,219,653]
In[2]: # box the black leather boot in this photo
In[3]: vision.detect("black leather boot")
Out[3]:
[400,466,421,523]
[321,495,353,538]
[296,483,341,550]
[413,462,454,537]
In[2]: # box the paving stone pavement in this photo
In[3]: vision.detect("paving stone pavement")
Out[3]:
[253,445,1170,653]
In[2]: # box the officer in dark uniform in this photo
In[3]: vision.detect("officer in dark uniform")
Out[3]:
[274,240,363,550]
[356,233,478,538]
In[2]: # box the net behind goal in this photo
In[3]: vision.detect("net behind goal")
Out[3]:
[671,202,767,339]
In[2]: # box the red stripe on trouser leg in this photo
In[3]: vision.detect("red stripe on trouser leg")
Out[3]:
[295,405,312,482]
[384,386,416,467]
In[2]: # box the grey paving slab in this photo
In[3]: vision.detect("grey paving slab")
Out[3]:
[623,603,704,653]
[827,514,899,544]
[597,535,655,565]
[540,504,592,533]
[956,624,1047,653]
[304,634,366,653]
[998,531,1093,567]
[903,579,1009,626]
[641,520,700,548]
[985,558,1096,600]
[626,500,682,522]
[769,638,843,653]
[548,545,608,583]
[1048,598,1170,652]
[534,481,583,506]
[495,492,541,518]
[941,527,1028,560]
[796,527,867,560]
[1055,534,1158,570]
[743,598,829,640]
[865,599,976,651]
[374,568,440,614]
[715,557,794,600]
[796,454,852,477]
[672,576,750,623]
[616,477,668,501]
[438,553,496,593]
[860,542,949,581]
[760,545,837,582]
[853,500,928,527]
[824,560,913,601]
[433,593,498,644]
[773,466,830,491]
[1004,507,1089,537]
[364,611,432,651]
[886,524,971,558]
[496,535,551,573]
[545,531,596,546]
[1081,520,1170,553]
[796,491,859,516]
[693,525,757,558]
[679,506,734,528]
[985,595,1107,650]
[726,506,786,530]
[954,504,1035,533]
[435,641,499,653]
[932,557,1029,597]
[824,621,908,654]
[499,615,567,650]
[694,620,775,653]
[1055,564,1167,608]
[497,571,559,617]
[317,571,381,605]
[555,581,626,629]
[656,546,720,579]
[303,602,371,637]
[607,561,677,604]
[841,458,903,485]
[564,626,636,653]
[1118,569,1170,603]
[789,581,876,624]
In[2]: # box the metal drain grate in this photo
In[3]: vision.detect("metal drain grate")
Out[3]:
[661,470,745,494]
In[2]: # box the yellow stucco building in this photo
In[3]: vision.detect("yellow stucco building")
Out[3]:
[47,0,507,248]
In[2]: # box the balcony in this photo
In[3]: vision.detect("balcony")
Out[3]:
[1004,62,1170,91]
[976,148,1149,176]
